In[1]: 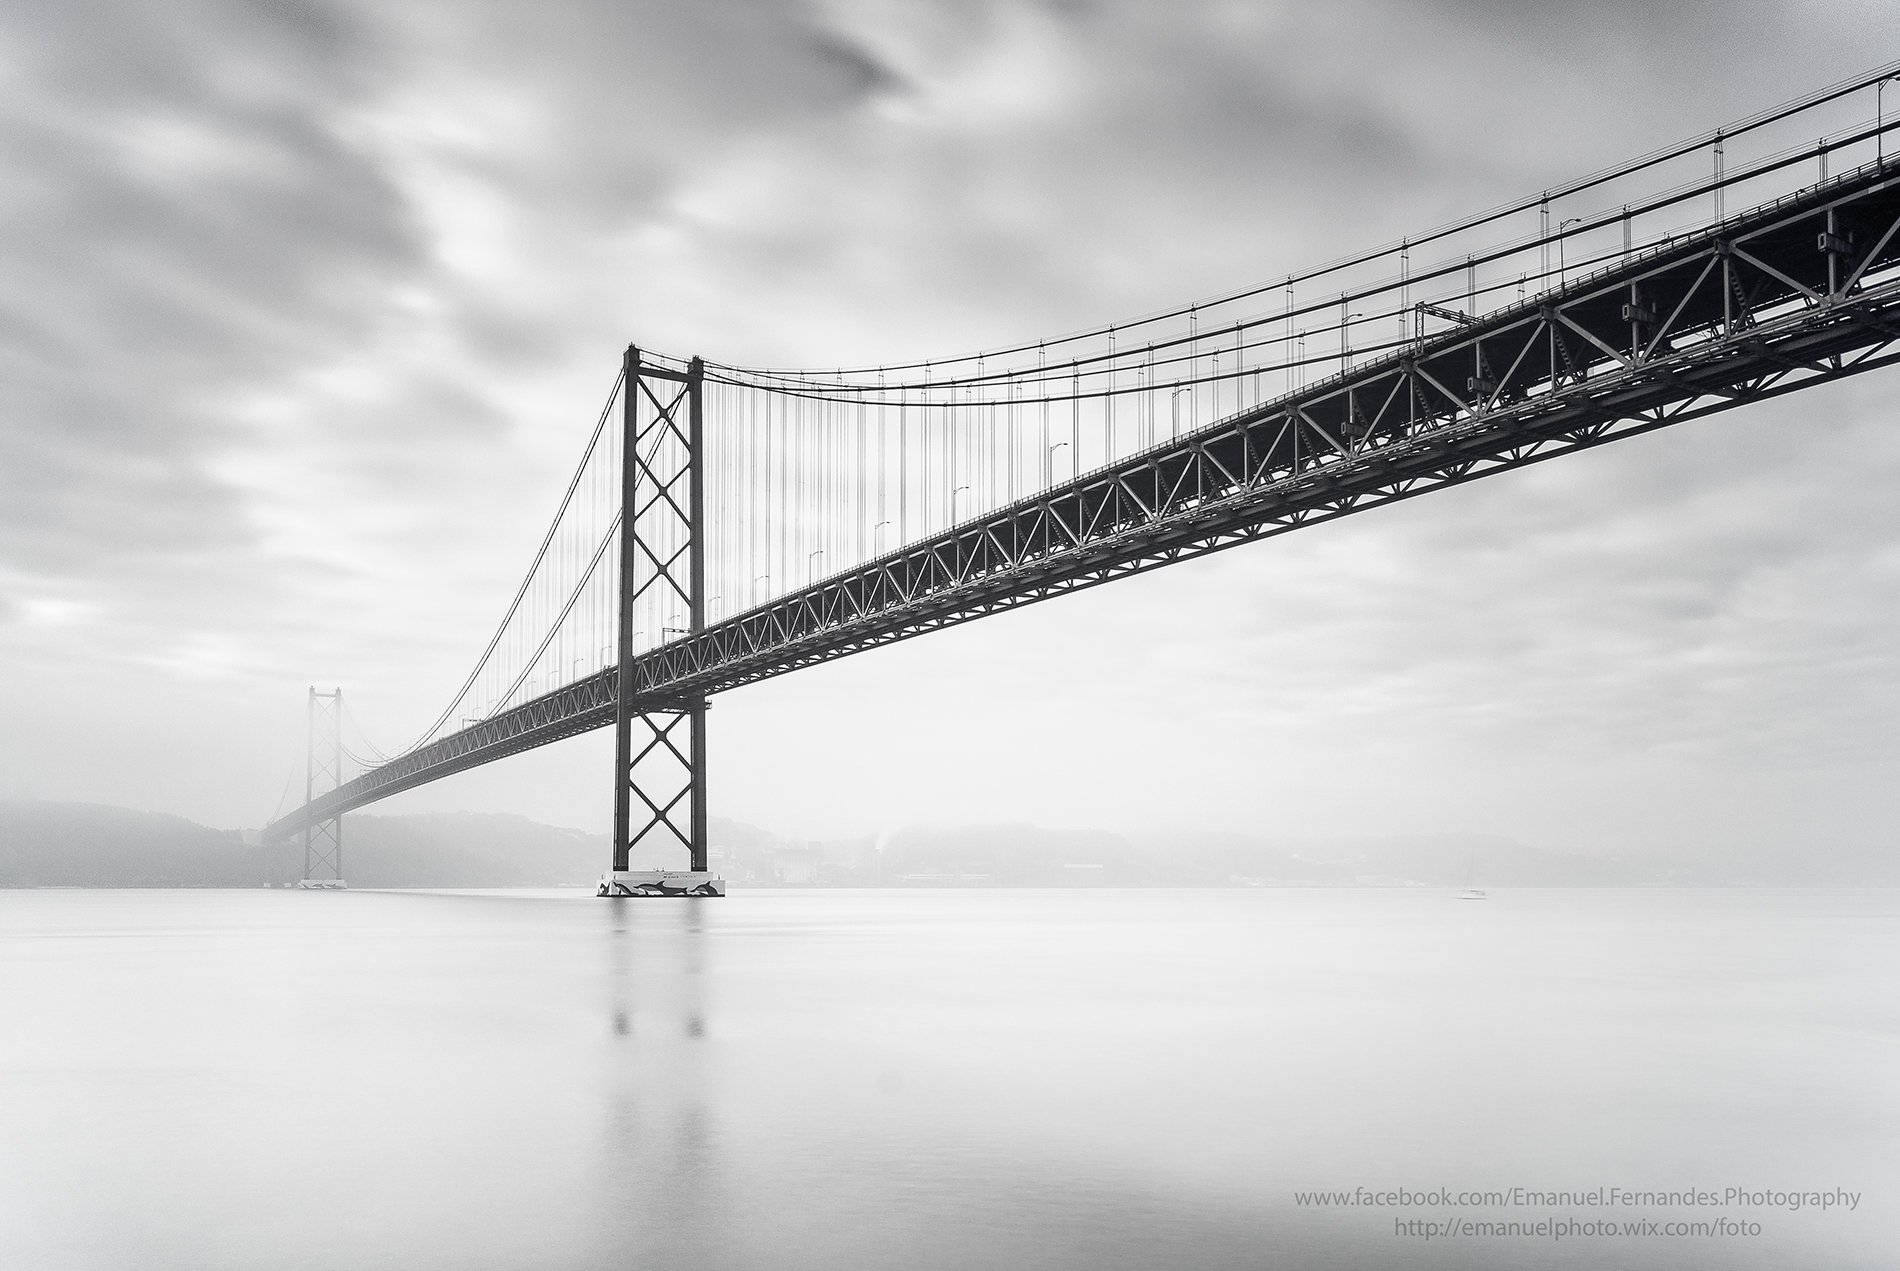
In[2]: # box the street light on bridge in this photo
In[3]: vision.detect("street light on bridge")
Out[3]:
[1558,217,1585,285]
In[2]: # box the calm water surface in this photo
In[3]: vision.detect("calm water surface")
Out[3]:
[2,887,1896,1269]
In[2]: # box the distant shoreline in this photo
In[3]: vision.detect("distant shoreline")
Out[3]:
[5,800,1893,889]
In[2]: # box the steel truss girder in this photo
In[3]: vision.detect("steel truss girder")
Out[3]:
[636,165,1900,694]
[266,160,1900,834]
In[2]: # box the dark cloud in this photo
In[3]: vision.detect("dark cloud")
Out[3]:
[0,0,414,573]
[807,30,908,99]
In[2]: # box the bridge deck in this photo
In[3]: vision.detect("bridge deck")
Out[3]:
[267,160,1900,837]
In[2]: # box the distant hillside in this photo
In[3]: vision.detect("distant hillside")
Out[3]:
[0,802,614,888]
[334,812,602,887]
[1134,831,1661,888]
[873,823,1158,886]
[722,823,1668,887]
[0,801,769,888]
[1664,837,1900,887]
[3,800,1892,887]
[0,801,278,887]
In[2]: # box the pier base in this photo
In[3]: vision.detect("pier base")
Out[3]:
[297,878,348,890]
[597,870,725,898]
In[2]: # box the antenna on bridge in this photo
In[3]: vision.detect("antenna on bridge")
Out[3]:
[601,348,725,898]
[299,687,346,889]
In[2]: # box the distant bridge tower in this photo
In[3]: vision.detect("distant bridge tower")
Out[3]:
[300,686,346,889]
[601,348,724,897]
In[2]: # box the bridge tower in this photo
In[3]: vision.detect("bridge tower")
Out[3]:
[299,686,346,889]
[600,348,724,897]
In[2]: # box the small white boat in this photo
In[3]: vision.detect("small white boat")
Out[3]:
[1456,849,1485,899]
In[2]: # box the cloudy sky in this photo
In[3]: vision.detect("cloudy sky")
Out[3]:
[4,0,1898,858]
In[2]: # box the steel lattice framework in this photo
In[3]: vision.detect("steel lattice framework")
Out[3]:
[611,351,709,873]
[265,160,1900,839]
[301,687,345,881]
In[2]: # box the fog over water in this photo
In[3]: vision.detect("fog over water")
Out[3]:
[3,886,1895,1269]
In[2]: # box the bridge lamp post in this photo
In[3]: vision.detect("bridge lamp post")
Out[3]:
[1170,387,1192,439]
[753,573,770,606]
[873,520,891,553]
[1341,313,1363,370]
[1558,217,1585,285]
[951,484,970,524]
[808,550,825,586]
[1048,441,1069,483]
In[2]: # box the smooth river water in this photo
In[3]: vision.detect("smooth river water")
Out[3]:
[2,887,1896,1269]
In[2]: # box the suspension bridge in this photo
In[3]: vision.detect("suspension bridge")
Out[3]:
[264,65,1900,895]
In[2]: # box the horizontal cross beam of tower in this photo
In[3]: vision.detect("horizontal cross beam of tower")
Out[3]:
[265,156,1900,840]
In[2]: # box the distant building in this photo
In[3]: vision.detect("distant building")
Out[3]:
[772,846,822,885]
